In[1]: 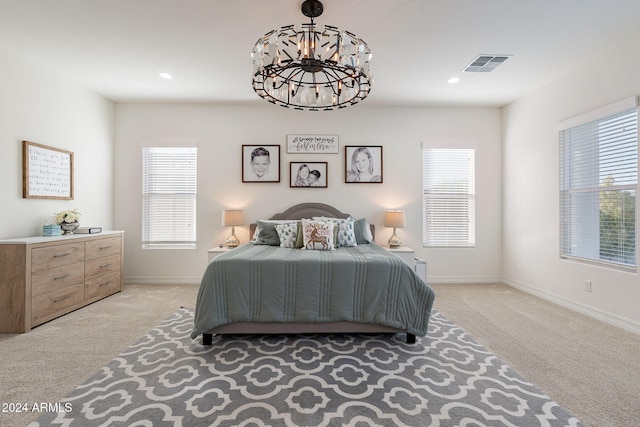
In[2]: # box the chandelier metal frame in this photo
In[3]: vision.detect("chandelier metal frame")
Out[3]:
[251,0,373,111]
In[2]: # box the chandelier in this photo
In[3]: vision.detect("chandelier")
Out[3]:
[251,0,373,111]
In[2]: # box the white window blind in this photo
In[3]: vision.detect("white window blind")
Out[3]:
[142,146,197,249]
[423,148,476,247]
[560,101,638,268]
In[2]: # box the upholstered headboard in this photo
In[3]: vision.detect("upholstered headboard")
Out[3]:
[270,202,350,220]
[249,202,375,240]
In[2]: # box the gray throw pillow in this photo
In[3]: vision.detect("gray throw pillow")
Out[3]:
[354,218,373,244]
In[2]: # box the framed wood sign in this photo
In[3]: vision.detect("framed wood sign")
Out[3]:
[22,140,74,199]
[287,134,339,154]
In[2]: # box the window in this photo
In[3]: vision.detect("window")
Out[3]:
[422,148,476,247]
[142,145,197,249]
[560,98,638,268]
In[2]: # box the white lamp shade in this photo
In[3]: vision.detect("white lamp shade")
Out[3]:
[222,210,244,227]
[385,211,407,228]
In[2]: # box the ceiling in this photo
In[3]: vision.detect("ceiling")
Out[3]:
[2,0,639,107]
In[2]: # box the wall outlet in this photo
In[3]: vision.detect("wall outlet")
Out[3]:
[584,280,592,292]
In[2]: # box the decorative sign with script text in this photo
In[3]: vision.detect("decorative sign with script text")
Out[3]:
[22,141,74,199]
[287,134,339,154]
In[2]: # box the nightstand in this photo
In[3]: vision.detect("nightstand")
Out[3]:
[208,246,234,262]
[385,246,427,282]
[385,246,415,268]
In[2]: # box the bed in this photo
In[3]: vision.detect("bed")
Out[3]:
[191,203,435,344]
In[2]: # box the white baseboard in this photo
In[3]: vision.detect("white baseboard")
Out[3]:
[125,276,201,285]
[503,278,640,336]
[427,275,502,284]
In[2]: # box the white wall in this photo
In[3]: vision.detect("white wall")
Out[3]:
[502,39,640,332]
[114,103,502,284]
[0,45,115,239]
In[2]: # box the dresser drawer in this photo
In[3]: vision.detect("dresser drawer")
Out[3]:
[31,283,85,325]
[31,263,84,296]
[85,271,121,300]
[85,236,121,260]
[85,254,121,280]
[31,243,85,273]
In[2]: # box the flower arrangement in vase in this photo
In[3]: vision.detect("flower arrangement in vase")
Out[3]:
[54,209,81,234]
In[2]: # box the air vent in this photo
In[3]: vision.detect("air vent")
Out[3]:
[463,55,511,73]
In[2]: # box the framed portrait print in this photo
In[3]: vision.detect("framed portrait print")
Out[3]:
[344,145,383,183]
[242,145,280,182]
[290,162,328,188]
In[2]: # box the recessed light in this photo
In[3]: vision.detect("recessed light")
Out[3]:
[448,77,460,84]
[159,72,173,80]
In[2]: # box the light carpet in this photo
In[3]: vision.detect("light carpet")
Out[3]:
[29,308,583,426]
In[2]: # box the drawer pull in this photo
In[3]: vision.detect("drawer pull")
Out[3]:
[53,273,71,281]
[99,245,112,250]
[53,295,70,303]
[99,263,112,269]
[99,281,113,287]
[54,252,72,258]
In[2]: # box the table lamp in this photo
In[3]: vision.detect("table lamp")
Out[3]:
[222,209,244,248]
[385,210,406,249]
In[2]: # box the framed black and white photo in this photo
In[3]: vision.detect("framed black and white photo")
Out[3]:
[290,162,328,188]
[344,145,383,183]
[242,145,280,182]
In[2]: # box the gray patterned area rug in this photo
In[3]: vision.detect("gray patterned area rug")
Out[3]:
[30,308,583,427]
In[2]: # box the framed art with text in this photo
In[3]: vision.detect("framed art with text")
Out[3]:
[22,140,74,199]
[287,134,339,154]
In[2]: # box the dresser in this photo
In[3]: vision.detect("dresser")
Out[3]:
[0,231,124,333]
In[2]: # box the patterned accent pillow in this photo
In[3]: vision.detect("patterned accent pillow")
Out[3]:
[313,216,358,247]
[301,219,335,250]
[274,222,301,248]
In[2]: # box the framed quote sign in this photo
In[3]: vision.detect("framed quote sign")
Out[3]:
[22,140,74,199]
[287,134,339,154]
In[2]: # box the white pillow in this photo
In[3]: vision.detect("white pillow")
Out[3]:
[301,219,335,250]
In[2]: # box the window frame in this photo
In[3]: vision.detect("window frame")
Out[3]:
[141,142,198,250]
[559,97,638,270]
[422,147,476,248]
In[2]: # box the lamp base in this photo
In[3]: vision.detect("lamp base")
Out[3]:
[225,233,239,248]
[388,231,402,249]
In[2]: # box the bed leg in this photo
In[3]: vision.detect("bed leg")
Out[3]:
[202,333,213,345]
[406,333,416,344]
